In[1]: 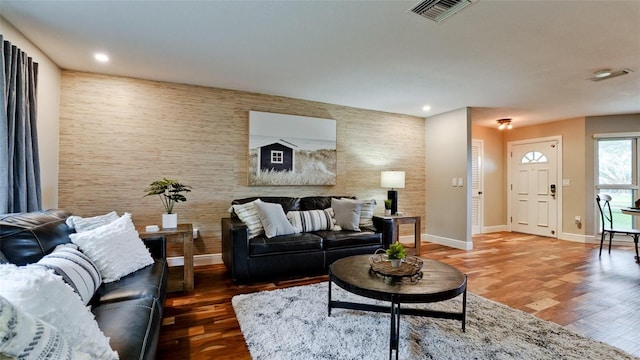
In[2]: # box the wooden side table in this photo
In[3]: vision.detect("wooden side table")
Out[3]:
[138,223,194,292]
[373,215,422,256]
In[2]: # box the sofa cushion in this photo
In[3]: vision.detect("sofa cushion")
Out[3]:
[316,230,382,249]
[0,264,118,359]
[249,233,323,256]
[331,198,362,231]
[93,259,167,306]
[254,200,297,238]
[93,297,161,360]
[357,199,377,231]
[70,213,155,283]
[232,196,301,213]
[229,199,264,239]
[65,211,119,232]
[0,209,72,266]
[287,209,335,233]
[300,196,355,211]
[0,295,84,359]
[35,244,102,305]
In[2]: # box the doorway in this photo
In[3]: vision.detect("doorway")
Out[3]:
[508,136,561,238]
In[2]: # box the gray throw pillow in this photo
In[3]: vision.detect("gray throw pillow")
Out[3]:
[254,201,297,238]
[331,198,363,231]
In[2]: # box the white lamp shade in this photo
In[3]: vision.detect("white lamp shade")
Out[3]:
[381,171,405,189]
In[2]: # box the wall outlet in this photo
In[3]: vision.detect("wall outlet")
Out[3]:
[574,216,581,224]
[192,228,199,239]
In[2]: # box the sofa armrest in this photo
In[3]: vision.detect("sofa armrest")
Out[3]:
[373,216,395,249]
[142,236,166,260]
[221,217,251,282]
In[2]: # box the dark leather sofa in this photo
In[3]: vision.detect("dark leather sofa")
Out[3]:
[0,209,168,360]
[222,196,391,283]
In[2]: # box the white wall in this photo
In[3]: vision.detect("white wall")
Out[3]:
[425,107,472,250]
[1,16,61,209]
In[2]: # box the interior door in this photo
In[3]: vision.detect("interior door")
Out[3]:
[510,140,558,237]
[472,140,483,235]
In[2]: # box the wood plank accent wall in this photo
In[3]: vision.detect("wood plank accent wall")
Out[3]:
[59,71,425,256]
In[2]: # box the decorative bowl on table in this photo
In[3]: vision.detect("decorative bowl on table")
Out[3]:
[369,249,423,278]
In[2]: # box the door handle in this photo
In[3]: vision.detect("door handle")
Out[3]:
[550,184,556,199]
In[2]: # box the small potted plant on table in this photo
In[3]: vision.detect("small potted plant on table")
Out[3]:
[384,199,393,216]
[386,241,406,268]
[144,178,191,229]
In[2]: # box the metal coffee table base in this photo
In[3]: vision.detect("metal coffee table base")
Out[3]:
[328,277,467,360]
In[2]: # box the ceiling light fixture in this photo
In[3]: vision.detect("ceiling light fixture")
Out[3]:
[588,68,632,82]
[593,69,612,78]
[497,118,512,130]
[94,53,109,63]
[422,105,431,112]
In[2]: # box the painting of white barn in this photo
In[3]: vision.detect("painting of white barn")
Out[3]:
[248,111,336,186]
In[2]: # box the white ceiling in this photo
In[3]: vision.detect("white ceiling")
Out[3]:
[1,0,639,128]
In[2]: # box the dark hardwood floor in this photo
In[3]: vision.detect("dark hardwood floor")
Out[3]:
[157,232,640,359]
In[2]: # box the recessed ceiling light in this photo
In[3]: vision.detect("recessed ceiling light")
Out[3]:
[94,53,109,63]
[422,105,431,112]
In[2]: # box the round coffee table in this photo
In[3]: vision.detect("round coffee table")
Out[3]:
[328,254,467,360]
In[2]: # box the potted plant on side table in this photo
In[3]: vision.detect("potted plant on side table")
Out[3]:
[384,199,393,216]
[144,178,191,229]
[386,241,406,268]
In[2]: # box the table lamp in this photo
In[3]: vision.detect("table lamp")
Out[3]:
[381,171,405,215]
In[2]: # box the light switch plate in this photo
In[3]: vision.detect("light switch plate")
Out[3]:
[457,178,464,187]
[452,178,458,187]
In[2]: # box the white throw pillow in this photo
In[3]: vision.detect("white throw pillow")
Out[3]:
[331,198,363,231]
[0,264,118,359]
[254,201,297,238]
[0,295,90,360]
[66,211,119,232]
[230,200,265,239]
[70,213,154,283]
[287,209,335,233]
[35,244,102,305]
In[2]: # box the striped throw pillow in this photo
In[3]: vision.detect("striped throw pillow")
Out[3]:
[287,209,335,233]
[230,199,265,239]
[35,244,102,305]
[358,199,377,231]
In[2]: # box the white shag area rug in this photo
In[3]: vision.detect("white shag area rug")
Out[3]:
[232,282,637,360]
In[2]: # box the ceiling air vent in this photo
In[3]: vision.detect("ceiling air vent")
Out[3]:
[409,0,476,23]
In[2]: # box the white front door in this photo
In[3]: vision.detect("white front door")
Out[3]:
[510,140,558,237]
[472,140,483,235]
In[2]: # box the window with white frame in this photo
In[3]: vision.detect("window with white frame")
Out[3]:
[521,151,548,164]
[271,150,283,164]
[595,135,639,231]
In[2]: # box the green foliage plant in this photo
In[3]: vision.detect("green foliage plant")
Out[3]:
[384,199,393,210]
[144,178,191,214]
[386,241,406,260]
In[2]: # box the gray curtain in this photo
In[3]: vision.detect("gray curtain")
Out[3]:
[1,35,41,213]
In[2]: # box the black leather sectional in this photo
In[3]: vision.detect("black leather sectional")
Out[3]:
[0,209,167,360]
[222,196,392,283]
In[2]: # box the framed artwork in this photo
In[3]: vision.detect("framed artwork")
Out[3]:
[248,111,337,186]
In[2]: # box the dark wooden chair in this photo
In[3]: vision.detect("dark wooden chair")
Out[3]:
[596,194,640,260]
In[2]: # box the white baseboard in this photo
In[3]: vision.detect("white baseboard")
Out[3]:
[481,225,508,233]
[559,232,592,243]
[167,253,222,267]
[424,233,473,250]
